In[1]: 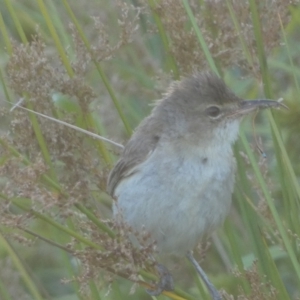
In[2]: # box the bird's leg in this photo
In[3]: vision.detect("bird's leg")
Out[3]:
[146,263,174,296]
[187,251,222,300]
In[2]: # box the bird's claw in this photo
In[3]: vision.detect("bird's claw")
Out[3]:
[146,263,174,296]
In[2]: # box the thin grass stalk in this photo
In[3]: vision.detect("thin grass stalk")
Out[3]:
[138,268,196,300]
[46,219,84,299]
[0,278,12,300]
[248,0,300,204]
[59,249,85,300]
[0,67,11,104]
[3,48,58,180]
[235,186,286,295]
[278,13,300,92]
[110,281,124,299]
[232,0,300,280]
[0,231,43,300]
[25,99,58,181]
[248,0,271,90]
[223,220,251,294]
[269,59,300,76]
[261,236,291,299]
[147,0,180,78]
[182,0,219,75]
[240,132,300,284]
[11,199,103,250]
[271,117,300,238]
[2,0,60,181]
[234,144,289,295]
[235,189,270,273]
[75,203,115,238]
[35,0,73,76]
[225,0,254,68]
[268,112,300,201]
[47,0,73,53]
[246,6,293,225]
[272,9,300,237]
[89,281,103,300]
[3,0,28,44]
[0,139,116,236]
[0,195,188,299]
[83,113,113,165]
[61,0,132,136]
[34,0,114,171]
[0,138,64,192]
[0,10,12,54]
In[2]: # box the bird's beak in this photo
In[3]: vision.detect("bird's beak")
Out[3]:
[229,99,288,117]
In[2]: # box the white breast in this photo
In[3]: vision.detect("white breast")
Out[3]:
[115,121,239,256]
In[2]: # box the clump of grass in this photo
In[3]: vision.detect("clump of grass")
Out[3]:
[0,1,299,299]
[144,0,298,76]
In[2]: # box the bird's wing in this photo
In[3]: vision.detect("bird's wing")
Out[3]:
[107,116,161,197]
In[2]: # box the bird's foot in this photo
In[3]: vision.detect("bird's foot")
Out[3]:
[187,251,222,300]
[146,263,174,296]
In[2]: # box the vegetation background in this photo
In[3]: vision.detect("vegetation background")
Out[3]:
[0,0,300,299]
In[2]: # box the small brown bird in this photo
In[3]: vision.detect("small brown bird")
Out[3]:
[108,72,284,300]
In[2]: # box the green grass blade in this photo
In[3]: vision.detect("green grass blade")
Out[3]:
[0,231,43,300]
[182,0,219,75]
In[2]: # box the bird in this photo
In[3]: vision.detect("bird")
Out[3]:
[107,72,284,300]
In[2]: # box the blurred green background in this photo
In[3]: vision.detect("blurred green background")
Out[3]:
[0,0,300,299]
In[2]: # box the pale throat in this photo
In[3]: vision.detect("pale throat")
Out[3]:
[190,118,241,159]
[210,118,240,150]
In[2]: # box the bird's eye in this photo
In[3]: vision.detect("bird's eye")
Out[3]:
[205,106,221,118]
